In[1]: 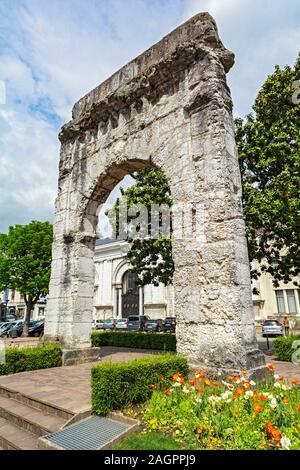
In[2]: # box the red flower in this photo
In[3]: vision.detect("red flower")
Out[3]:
[266,422,281,442]
[266,364,276,372]
[291,378,299,386]
[190,379,196,386]
[163,387,171,395]
[297,404,300,412]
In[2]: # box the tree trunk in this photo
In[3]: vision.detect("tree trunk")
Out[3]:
[22,297,33,337]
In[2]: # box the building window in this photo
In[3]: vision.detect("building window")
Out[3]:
[275,290,285,314]
[11,289,15,301]
[286,290,297,314]
[122,271,138,294]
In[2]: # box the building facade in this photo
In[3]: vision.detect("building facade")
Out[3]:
[94,240,300,323]
[94,239,175,320]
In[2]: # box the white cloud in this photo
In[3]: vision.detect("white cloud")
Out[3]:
[0,0,299,233]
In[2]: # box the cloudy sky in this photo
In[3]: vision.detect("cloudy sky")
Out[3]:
[0,0,299,233]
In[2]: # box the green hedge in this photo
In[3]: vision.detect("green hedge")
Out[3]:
[91,331,176,351]
[0,343,62,375]
[91,354,188,415]
[273,335,300,362]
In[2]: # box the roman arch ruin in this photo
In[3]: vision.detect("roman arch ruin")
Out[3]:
[45,13,265,375]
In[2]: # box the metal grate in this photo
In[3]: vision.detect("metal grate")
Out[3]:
[46,416,129,450]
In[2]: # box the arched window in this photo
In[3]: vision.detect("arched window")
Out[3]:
[122,271,138,295]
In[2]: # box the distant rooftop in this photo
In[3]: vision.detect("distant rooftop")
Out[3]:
[95,238,126,246]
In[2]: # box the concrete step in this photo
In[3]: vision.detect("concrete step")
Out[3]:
[0,417,38,450]
[0,385,73,420]
[0,396,67,437]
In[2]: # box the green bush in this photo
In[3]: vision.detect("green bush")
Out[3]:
[273,335,300,361]
[0,343,62,375]
[91,331,176,351]
[91,354,188,415]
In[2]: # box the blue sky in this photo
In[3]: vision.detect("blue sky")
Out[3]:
[0,0,299,233]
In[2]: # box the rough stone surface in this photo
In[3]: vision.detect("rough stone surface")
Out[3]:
[45,12,265,374]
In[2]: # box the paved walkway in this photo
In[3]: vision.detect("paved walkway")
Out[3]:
[0,347,157,415]
[0,347,298,418]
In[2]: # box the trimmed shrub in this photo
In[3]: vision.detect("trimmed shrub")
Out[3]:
[273,335,300,362]
[0,343,62,375]
[91,354,188,415]
[91,331,176,351]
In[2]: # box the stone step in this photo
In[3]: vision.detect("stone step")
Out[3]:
[0,396,67,437]
[0,417,38,450]
[0,385,74,420]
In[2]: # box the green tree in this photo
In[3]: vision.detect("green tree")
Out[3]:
[0,221,53,336]
[235,54,300,286]
[107,168,173,286]
[107,55,300,289]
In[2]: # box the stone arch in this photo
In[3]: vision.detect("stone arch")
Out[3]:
[113,258,131,286]
[45,13,265,377]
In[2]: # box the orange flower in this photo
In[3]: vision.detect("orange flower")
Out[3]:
[198,375,205,381]
[297,405,300,412]
[266,422,281,442]
[160,376,164,381]
[278,376,284,382]
[204,379,211,386]
[150,384,157,390]
[212,380,219,387]
[235,375,241,382]
[179,377,185,384]
[234,387,244,399]
[266,364,276,372]
[242,370,249,376]
[163,387,171,395]
[283,397,289,405]
[202,370,207,375]
[253,403,264,413]
[198,386,204,394]
[194,369,201,376]
[291,378,299,386]
[190,379,196,386]
[227,376,234,381]
[258,394,267,402]
[172,372,182,381]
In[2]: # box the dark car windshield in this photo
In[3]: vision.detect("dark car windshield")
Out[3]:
[263,320,280,326]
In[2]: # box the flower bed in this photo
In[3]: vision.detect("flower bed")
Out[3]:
[91,354,188,415]
[136,364,300,450]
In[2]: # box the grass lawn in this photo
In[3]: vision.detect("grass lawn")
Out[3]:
[113,431,183,450]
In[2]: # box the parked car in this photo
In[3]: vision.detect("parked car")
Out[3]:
[144,319,163,332]
[163,317,176,333]
[115,318,128,330]
[9,320,38,338]
[103,318,118,330]
[92,320,104,330]
[0,320,23,337]
[262,320,283,337]
[28,321,44,337]
[127,315,150,331]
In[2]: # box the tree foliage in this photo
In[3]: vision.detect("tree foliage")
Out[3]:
[235,54,300,286]
[106,168,173,286]
[107,56,300,288]
[0,221,53,335]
